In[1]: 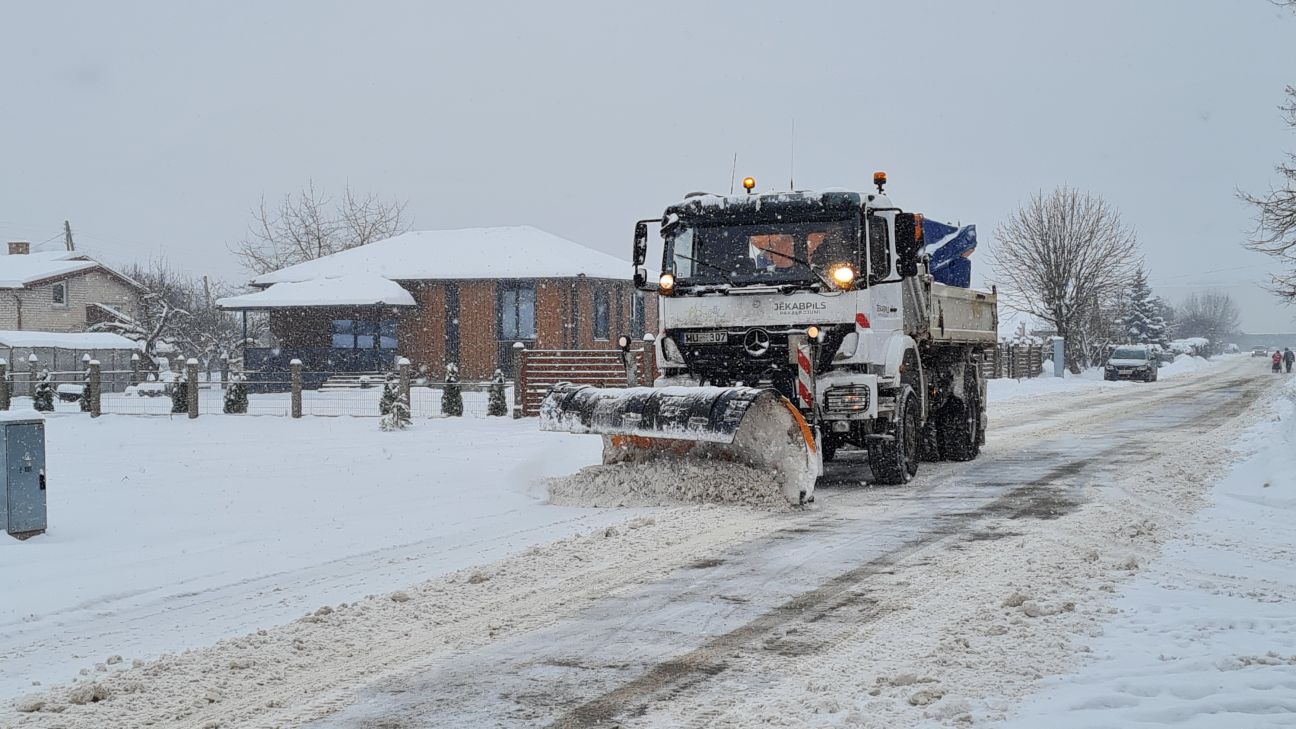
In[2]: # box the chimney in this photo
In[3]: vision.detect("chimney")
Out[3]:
[8,241,30,256]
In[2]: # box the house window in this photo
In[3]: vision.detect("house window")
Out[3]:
[593,290,610,341]
[379,320,398,349]
[52,282,67,306]
[330,319,353,348]
[499,285,536,340]
[330,318,398,349]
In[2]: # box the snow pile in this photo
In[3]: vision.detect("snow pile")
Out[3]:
[1157,353,1213,379]
[998,376,1296,728]
[545,396,815,507]
[546,456,790,508]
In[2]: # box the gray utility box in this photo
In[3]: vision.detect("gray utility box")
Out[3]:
[0,416,46,540]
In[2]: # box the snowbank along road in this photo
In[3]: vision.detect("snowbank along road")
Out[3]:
[4,356,1279,728]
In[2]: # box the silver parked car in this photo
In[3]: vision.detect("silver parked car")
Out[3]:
[1105,345,1158,382]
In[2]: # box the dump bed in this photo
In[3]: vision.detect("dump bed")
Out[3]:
[927,281,997,344]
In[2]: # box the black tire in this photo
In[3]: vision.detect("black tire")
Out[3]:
[868,386,920,484]
[938,392,981,462]
[821,432,838,463]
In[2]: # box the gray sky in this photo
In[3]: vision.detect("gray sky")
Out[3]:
[3,1,1295,332]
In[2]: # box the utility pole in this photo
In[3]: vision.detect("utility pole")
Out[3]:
[63,220,75,251]
[203,275,211,307]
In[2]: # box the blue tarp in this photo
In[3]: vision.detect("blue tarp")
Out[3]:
[922,218,976,288]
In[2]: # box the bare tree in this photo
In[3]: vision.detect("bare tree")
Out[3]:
[1241,1,1296,301]
[93,260,265,366]
[1175,291,1241,351]
[232,182,409,275]
[988,187,1141,371]
[1241,84,1296,302]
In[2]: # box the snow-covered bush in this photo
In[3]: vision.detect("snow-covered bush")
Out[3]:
[170,381,188,414]
[379,374,399,416]
[224,376,248,414]
[33,370,54,412]
[379,392,410,431]
[441,363,462,417]
[488,369,507,417]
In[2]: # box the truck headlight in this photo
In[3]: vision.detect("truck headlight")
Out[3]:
[828,264,855,289]
[661,336,686,365]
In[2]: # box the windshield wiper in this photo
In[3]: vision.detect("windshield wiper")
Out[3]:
[673,253,738,286]
[754,246,832,289]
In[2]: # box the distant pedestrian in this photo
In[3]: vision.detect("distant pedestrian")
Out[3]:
[1285,347,1294,374]
[1274,350,1284,373]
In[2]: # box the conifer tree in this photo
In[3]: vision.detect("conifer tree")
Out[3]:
[223,375,248,414]
[441,362,463,417]
[1120,266,1166,345]
[379,374,399,416]
[33,369,54,412]
[487,369,507,417]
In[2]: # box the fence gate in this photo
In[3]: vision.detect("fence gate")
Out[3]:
[517,349,653,417]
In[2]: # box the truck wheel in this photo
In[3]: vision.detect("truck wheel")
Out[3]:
[821,433,839,463]
[938,394,981,462]
[868,386,920,485]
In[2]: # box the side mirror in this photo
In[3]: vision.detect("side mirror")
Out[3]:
[894,213,923,278]
[633,266,648,290]
[633,222,648,267]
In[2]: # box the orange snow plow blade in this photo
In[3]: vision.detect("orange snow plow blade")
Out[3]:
[539,384,819,505]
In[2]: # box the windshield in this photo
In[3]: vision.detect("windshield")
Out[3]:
[1111,347,1149,360]
[665,220,857,287]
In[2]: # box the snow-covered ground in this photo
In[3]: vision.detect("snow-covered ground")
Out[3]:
[996,374,1296,728]
[0,413,634,697]
[0,354,1279,727]
[988,354,1228,403]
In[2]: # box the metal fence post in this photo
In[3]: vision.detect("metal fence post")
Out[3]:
[28,353,39,399]
[0,359,8,411]
[290,359,303,418]
[89,359,101,418]
[186,358,199,418]
[220,355,230,389]
[397,356,411,407]
[511,342,526,419]
[641,334,656,385]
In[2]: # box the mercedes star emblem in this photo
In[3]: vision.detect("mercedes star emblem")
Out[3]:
[743,328,771,357]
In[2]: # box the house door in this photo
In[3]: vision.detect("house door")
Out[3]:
[497,283,536,376]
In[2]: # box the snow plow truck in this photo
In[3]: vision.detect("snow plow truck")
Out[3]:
[540,174,998,505]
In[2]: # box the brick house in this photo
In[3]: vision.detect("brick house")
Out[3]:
[0,241,143,332]
[218,226,657,381]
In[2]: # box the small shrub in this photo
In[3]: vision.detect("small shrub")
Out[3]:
[487,369,507,417]
[441,363,462,417]
[224,377,248,414]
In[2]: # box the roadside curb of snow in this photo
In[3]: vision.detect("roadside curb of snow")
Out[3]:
[2,505,783,728]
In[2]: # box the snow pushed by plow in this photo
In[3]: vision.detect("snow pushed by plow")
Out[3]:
[541,386,818,506]
[546,456,791,509]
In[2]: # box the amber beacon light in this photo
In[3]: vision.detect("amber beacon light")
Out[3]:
[742,176,756,193]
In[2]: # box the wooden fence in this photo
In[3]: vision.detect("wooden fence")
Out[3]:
[515,348,655,417]
[980,343,1046,380]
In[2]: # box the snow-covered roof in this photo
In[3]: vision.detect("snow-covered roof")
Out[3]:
[216,275,418,310]
[0,251,101,288]
[249,226,630,286]
[0,330,140,350]
[0,250,140,290]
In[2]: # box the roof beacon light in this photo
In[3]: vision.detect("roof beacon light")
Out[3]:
[742,176,756,194]
[873,171,887,193]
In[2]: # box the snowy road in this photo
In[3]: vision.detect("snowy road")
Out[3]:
[4,356,1278,727]
[304,357,1272,728]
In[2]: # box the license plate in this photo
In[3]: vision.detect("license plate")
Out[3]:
[683,331,728,344]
